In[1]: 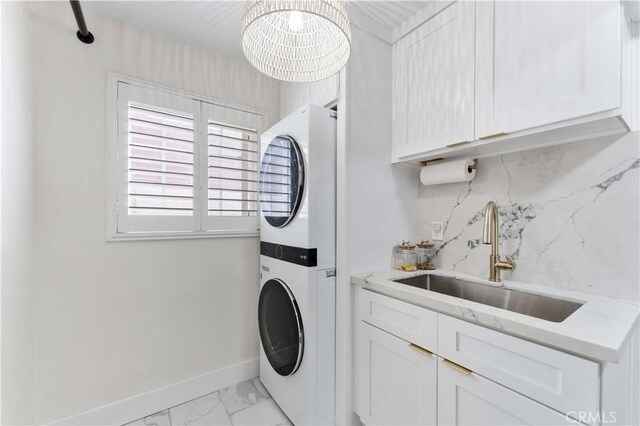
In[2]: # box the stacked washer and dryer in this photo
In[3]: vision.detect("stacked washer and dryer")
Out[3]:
[257,104,337,426]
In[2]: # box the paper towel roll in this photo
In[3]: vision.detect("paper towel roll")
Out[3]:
[420,158,476,186]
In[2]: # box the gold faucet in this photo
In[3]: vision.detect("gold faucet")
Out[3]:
[482,201,515,282]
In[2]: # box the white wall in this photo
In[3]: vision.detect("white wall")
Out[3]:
[279,75,340,118]
[337,27,418,425]
[1,3,36,425]
[23,2,280,423]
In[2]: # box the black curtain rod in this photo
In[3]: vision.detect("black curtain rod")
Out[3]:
[69,0,94,44]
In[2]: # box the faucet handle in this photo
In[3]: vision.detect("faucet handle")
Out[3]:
[496,256,516,272]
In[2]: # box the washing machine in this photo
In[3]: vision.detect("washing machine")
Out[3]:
[258,104,336,425]
[259,255,335,426]
[258,104,336,270]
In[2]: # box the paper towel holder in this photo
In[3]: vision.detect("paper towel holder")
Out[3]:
[421,158,478,173]
[420,158,444,166]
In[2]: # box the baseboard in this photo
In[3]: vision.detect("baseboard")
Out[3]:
[47,358,259,426]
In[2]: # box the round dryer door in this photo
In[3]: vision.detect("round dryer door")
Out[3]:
[258,279,304,376]
[258,136,304,228]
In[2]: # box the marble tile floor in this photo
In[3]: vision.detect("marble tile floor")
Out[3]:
[124,377,292,426]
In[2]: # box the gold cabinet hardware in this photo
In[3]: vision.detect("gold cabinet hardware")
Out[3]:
[408,343,433,356]
[446,140,471,148]
[442,359,472,375]
[479,132,509,140]
[420,158,444,166]
[617,115,631,132]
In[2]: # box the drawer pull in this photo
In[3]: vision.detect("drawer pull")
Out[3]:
[409,343,433,356]
[446,140,471,148]
[479,132,509,140]
[442,358,472,375]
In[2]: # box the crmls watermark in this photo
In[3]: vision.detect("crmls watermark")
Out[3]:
[566,411,617,424]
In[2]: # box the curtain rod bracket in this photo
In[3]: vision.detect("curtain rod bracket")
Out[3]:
[69,0,94,44]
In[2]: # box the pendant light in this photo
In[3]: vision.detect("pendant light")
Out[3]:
[241,0,351,82]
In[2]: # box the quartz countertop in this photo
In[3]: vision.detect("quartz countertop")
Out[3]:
[351,269,639,363]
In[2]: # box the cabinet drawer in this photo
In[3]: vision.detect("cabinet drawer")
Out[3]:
[438,315,599,422]
[357,289,437,353]
[438,358,576,425]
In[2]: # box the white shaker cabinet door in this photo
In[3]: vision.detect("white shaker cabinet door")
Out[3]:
[392,0,475,160]
[356,322,437,426]
[437,359,574,426]
[475,0,621,139]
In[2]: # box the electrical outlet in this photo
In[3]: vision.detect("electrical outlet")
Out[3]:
[431,222,444,241]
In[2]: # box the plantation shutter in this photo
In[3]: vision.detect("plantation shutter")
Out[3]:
[116,83,201,233]
[112,80,262,238]
[201,102,262,232]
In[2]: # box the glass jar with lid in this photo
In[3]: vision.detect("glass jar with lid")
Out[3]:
[392,241,417,271]
[416,241,436,270]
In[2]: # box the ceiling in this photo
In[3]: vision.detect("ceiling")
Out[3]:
[349,1,430,29]
[83,1,432,60]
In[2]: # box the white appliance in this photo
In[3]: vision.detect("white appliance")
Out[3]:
[259,257,335,426]
[258,104,336,425]
[258,104,336,270]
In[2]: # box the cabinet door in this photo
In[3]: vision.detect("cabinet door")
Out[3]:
[356,322,437,425]
[475,0,621,139]
[437,359,574,426]
[392,0,475,160]
[437,314,599,419]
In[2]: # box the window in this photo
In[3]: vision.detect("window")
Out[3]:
[108,77,263,240]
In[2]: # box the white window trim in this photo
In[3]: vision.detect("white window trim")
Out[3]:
[106,73,267,241]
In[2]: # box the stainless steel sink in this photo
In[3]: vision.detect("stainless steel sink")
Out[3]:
[392,274,583,322]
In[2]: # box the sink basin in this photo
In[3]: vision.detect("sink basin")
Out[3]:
[392,274,583,322]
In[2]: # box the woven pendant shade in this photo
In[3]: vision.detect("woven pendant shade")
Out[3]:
[241,0,351,82]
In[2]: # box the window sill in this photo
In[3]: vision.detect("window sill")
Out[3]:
[106,230,260,242]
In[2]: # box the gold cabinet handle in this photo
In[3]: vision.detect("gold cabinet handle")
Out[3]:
[446,140,471,148]
[442,358,472,375]
[479,132,509,140]
[408,343,433,356]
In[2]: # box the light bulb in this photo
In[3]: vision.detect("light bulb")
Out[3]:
[288,11,303,32]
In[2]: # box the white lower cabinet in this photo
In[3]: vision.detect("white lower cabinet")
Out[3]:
[353,289,623,426]
[437,360,573,426]
[437,314,599,418]
[357,322,437,425]
[356,321,569,426]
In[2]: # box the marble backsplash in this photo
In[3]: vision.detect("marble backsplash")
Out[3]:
[418,132,640,301]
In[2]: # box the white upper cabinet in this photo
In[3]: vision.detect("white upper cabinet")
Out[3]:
[475,0,622,139]
[391,0,633,163]
[392,1,475,160]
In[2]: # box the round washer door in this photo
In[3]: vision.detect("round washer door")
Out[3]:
[258,279,304,376]
[259,135,304,228]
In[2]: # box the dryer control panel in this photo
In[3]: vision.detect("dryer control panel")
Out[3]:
[260,241,318,267]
